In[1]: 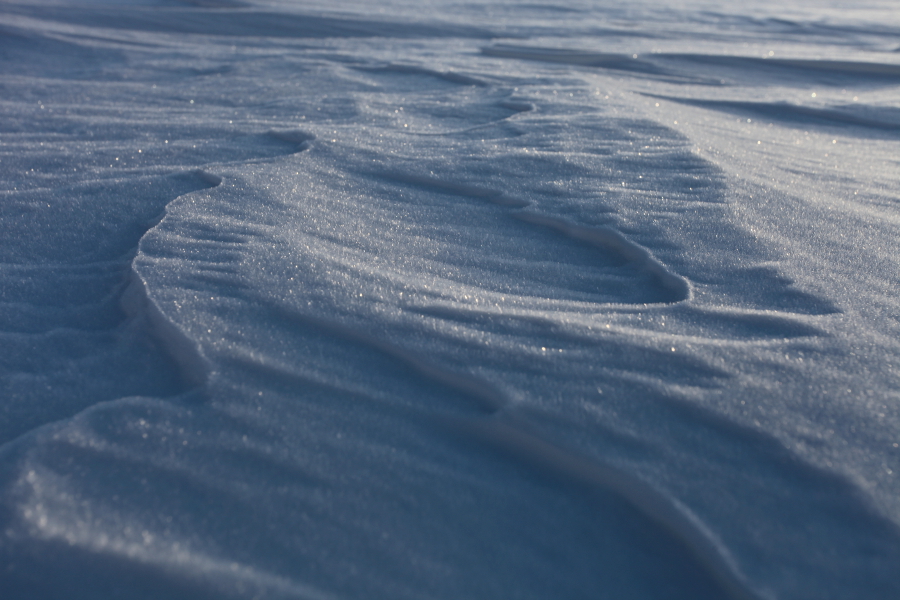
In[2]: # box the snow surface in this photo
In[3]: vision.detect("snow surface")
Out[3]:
[1,0,899,598]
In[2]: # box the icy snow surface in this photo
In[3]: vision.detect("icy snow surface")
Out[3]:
[1,0,899,598]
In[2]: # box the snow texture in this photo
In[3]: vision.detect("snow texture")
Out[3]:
[1,0,899,598]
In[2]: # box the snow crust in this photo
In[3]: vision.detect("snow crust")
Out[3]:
[1,0,899,598]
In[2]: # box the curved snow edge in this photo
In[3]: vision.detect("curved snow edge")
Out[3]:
[121,268,213,388]
[460,417,771,600]
[514,212,691,302]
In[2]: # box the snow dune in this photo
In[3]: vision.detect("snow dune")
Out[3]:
[1,1,899,599]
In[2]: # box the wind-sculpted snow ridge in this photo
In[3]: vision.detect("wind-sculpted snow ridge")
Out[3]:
[2,0,900,599]
[643,95,900,137]
[1,2,495,40]
[658,54,900,86]
[482,44,900,88]
[0,172,210,446]
[481,45,667,76]
[0,94,314,445]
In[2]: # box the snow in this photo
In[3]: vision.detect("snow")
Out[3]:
[1,0,899,598]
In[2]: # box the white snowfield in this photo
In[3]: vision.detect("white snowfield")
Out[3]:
[1,0,898,598]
